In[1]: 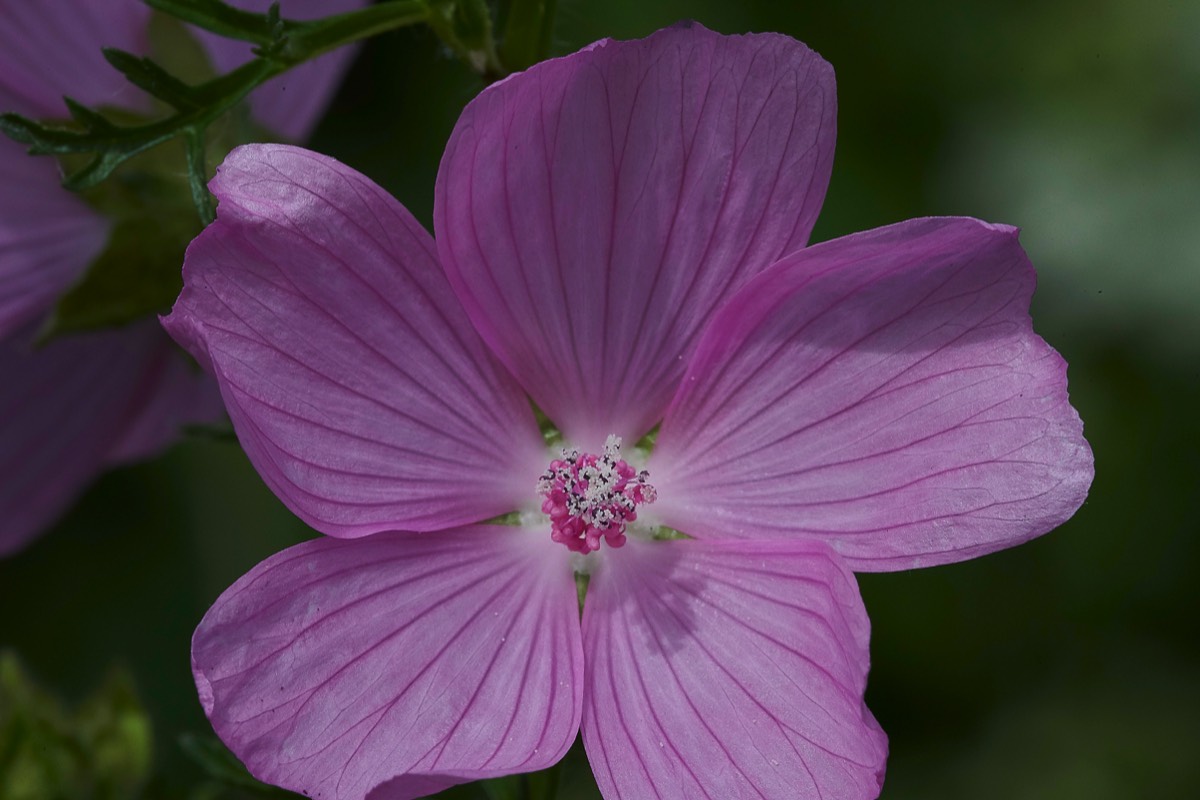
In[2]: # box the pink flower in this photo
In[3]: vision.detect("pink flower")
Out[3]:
[0,0,365,555]
[166,24,1093,800]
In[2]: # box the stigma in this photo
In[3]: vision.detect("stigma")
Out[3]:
[536,435,657,553]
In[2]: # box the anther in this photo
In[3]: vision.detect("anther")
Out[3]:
[536,435,656,553]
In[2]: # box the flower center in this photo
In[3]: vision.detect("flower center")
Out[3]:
[536,435,657,553]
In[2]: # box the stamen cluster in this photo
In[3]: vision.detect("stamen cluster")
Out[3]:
[537,435,657,552]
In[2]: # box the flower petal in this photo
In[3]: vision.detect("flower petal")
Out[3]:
[163,144,546,537]
[582,537,886,800]
[0,0,149,118]
[0,323,180,556]
[0,139,110,339]
[196,0,368,141]
[435,23,835,446]
[104,341,225,464]
[193,526,582,800]
[652,217,1094,571]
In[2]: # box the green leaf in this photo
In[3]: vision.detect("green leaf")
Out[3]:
[498,0,556,72]
[1,1,433,221]
[102,48,204,111]
[64,97,118,133]
[142,0,291,46]
[146,9,221,86]
[78,672,154,800]
[0,652,153,800]
[426,0,504,79]
[39,215,192,339]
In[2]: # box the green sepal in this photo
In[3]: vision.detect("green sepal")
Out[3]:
[575,571,590,613]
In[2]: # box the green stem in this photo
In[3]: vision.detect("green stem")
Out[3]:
[1,1,437,223]
[184,128,215,225]
[284,1,434,59]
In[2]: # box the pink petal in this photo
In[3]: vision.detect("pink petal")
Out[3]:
[0,323,185,556]
[0,0,150,118]
[0,138,110,339]
[197,0,368,141]
[163,144,546,537]
[104,341,225,464]
[193,526,582,800]
[651,218,1094,571]
[435,22,835,446]
[582,537,886,800]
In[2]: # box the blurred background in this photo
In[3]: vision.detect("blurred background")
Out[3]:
[2,0,1197,797]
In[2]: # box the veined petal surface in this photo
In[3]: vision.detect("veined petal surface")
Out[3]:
[164,144,546,537]
[0,0,149,118]
[436,22,835,446]
[193,527,582,800]
[652,217,1094,571]
[197,0,368,141]
[0,323,178,555]
[582,538,886,800]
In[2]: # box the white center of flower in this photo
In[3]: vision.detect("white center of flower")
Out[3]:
[536,435,657,553]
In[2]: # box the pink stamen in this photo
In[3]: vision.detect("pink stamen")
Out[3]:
[536,435,657,553]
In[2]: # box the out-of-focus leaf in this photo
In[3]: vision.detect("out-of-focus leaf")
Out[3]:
[79,672,154,800]
[480,763,561,800]
[498,0,556,72]
[40,213,193,339]
[426,0,503,79]
[0,651,152,800]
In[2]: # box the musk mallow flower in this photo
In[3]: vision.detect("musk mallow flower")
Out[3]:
[165,23,1093,800]
[0,0,365,555]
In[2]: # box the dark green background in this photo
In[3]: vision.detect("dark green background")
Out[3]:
[3,0,1197,797]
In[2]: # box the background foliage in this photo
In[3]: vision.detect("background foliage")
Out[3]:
[2,0,1197,797]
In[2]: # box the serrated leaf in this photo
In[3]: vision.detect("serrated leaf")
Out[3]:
[143,0,294,45]
[65,97,118,132]
[0,113,44,146]
[102,48,203,111]
[1,0,434,222]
